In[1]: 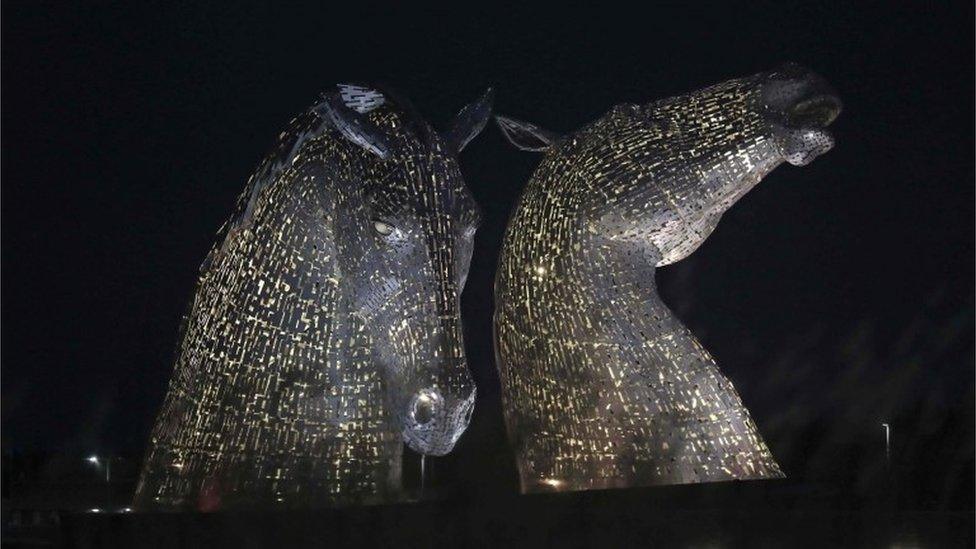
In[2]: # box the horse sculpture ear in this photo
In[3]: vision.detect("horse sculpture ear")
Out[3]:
[443,88,494,153]
[494,115,560,152]
[314,85,392,159]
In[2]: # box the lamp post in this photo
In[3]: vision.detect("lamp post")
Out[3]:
[880,423,890,465]
[86,455,114,510]
[86,455,111,482]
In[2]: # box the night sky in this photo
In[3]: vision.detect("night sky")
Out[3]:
[3,3,973,508]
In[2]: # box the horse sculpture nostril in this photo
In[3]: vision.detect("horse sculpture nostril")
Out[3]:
[410,390,440,427]
[761,63,840,129]
[787,95,841,128]
[413,397,434,425]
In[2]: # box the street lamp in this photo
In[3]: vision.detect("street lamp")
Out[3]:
[86,455,111,482]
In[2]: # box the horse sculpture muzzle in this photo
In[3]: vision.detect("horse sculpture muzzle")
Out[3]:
[403,375,477,456]
[399,315,477,456]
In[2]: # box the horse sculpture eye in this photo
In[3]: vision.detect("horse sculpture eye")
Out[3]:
[373,220,395,237]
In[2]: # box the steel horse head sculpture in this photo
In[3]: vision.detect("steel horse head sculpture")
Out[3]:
[135,84,492,509]
[494,64,841,492]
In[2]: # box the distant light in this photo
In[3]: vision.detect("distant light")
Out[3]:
[120,507,133,513]
[86,456,100,465]
[88,508,102,513]
[541,478,564,488]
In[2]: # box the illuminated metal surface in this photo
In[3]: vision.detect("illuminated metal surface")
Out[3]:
[134,85,491,509]
[494,64,840,492]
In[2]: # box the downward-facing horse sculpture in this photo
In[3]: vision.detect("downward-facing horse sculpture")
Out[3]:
[135,84,492,509]
[494,64,841,492]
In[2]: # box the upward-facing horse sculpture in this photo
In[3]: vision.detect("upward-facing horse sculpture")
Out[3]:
[494,63,841,492]
[135,84,492,509]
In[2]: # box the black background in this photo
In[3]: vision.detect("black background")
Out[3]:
[2,1,973,541]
